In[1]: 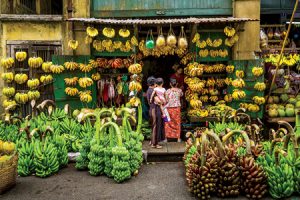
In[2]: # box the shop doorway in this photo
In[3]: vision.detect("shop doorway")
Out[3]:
[142,55,181,89]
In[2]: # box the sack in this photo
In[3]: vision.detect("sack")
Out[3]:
[178,26,188,49]
[146,29,155,49]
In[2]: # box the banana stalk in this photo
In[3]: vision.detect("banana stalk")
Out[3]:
[222,130,252,156]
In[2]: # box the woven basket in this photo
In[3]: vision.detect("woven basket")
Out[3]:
[0,154,18,194]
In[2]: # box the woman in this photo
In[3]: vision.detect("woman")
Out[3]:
[170,65,184,91]
[164,78,183,142]
[146,77,164,149]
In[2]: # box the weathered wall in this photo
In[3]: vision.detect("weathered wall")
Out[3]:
[233,0,260,60]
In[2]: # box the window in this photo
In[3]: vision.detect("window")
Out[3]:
[6,42,61,116]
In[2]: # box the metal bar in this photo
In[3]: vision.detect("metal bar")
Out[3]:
[0,14,62,21]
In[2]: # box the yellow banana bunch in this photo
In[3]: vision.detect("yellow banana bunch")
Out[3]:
[79,63,93,73]
[40,75,53,84]
[103,27,115,38]
[2,87,15,98]
[203,65,214,73]
[85,36,93,44]
[247,104,260,112]
[15,73,28,84]
[218,49,228,58]
[232,78,245,88]
[226,65,235,73]
[235,70,244,78]
[119,29,130,38]
[15,93,29,104]
[252,96,266,105]
[206,38,213,46]
[27,90,40,100]
[232,89,246,100]
[210,50,219,58]
[224,77,232,86]
[216,79,225,88]
[64,62,79,71]
[78,77,93,88]
[27,78,40,89]
[254,82,266,91]
[192,33,200,43]
[68,40,79,50]
[185,90,198,101]
[199,49,209,57]
[1,57,14,69]
[50,65,64,74]
[239,103,249,110]
[91,72,101,81]
[252,66,264,77]
[206,78,216,87]
[65,87,79,96]
[1,72,14,83]
[214,64,226,73]
[28,57,43,68]
[93,40,104,52]
[3,99,17,109]
[188,82,205,92]
[129,97,141,107]
[212,39,222,47]
[209,95,219,102]
[86,26,98,37]
[196,40,207,49]
[225,35,239,47]
[199,95,209,103]
[190,99,202,109]
[131,36,139,46]
[185,62,203,77]
[64,77,78,86]
[89,59,98,68]
[42,62,52,73]
[128,63,142,74]
[282,55,296,66]
[113,41,123,49]
[15,51,27,62]
[79,90,92,103]
[224,94,233,103]
[129,81,142,92]
[224,26,236,37]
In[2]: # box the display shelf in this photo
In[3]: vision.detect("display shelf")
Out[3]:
[267,117,295,123]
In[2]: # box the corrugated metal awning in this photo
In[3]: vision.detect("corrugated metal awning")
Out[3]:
[67,17,258,25]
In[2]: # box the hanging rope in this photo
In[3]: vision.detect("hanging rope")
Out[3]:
[266,0,299,102]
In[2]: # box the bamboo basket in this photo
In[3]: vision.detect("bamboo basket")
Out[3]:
[0,153,18,194]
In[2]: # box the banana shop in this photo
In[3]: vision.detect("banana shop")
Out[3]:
[36,16,264,125]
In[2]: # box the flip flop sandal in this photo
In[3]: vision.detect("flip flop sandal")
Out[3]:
[156,145,163,149]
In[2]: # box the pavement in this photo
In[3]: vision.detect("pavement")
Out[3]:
[0,162,298,200]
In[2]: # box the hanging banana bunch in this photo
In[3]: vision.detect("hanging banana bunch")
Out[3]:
[85,36,93,44]
[28,57,43,68]
[103,27,115,38]
[1,57,14,69]
[119,28,130,38]
[79,90,92,103]
[68,40,79,50]
[224,26,236,37]
[64,62,79,71]
[93,40,104,52]
[86,26,99,38]
[15,51,27,62]
[64,77,78,86]
[65,87,79,96]
[27,90,40,100]
[79,63,93,73]
[50,65,64,74]
[15,73,28,84]
[42,62,52,73]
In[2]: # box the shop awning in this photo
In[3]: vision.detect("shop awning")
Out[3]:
[67,17,258,25]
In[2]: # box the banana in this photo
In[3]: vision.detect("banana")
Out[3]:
[232,78,245,88]
[252,66,264,77]
[15,51,27,62]
[15,73,28,84]
[199,95,209,103]
[2,87,15,98]
[2,99,17,109]
[103,27,115,38]
[199,49,209,57]
[68,40,79,50]
[253,96,266,105]
[79,90,92,103]
[64,77,78,86]
[247,103,260,112]
[226,65,235,73]
[1,72,14,83]
[224,26,236,37]
[192,33,200,43]
[129,81,142,92]
[27,78,40,89]
[93,40,104,52]
[190,99,202,109]
[28,57,43,68]
[209,95,219,102]
[42,62,52,73]
[27,90,40,100]
[1,57,14,69]
[85,36,93,44]
[119,29,130,38]
[78,77,93,88]
[232,89,246,100]
[254,82,266,91]
[15,92,29,104]
[130,36,138,46]
[64,62,79,71]
[224,77,232,86]
[128,63,142,74]
[40,75,53,84]
[79,63,93,72]
[91,72,101,81]
[65,87,79,96]
[235,70,245,78]
[224,94,233,102]
[86,26,99,37]
[50,65,64,74]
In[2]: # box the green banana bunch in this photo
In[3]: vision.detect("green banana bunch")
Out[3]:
[111,146,131,183]
[49,108,67,121]
[51,131,68,168]
[34,138,59,178]
[17,138,35,176]
[87,139,105,176]
[0,123,20,143]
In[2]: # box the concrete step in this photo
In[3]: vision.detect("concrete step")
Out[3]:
[142,141,185,162]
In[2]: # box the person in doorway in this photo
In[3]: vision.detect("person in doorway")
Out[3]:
[164,78,183,142]
[146,77,164,149]
[170,64,184,91]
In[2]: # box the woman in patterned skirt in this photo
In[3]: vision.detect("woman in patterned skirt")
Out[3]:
[164,78,183,142]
